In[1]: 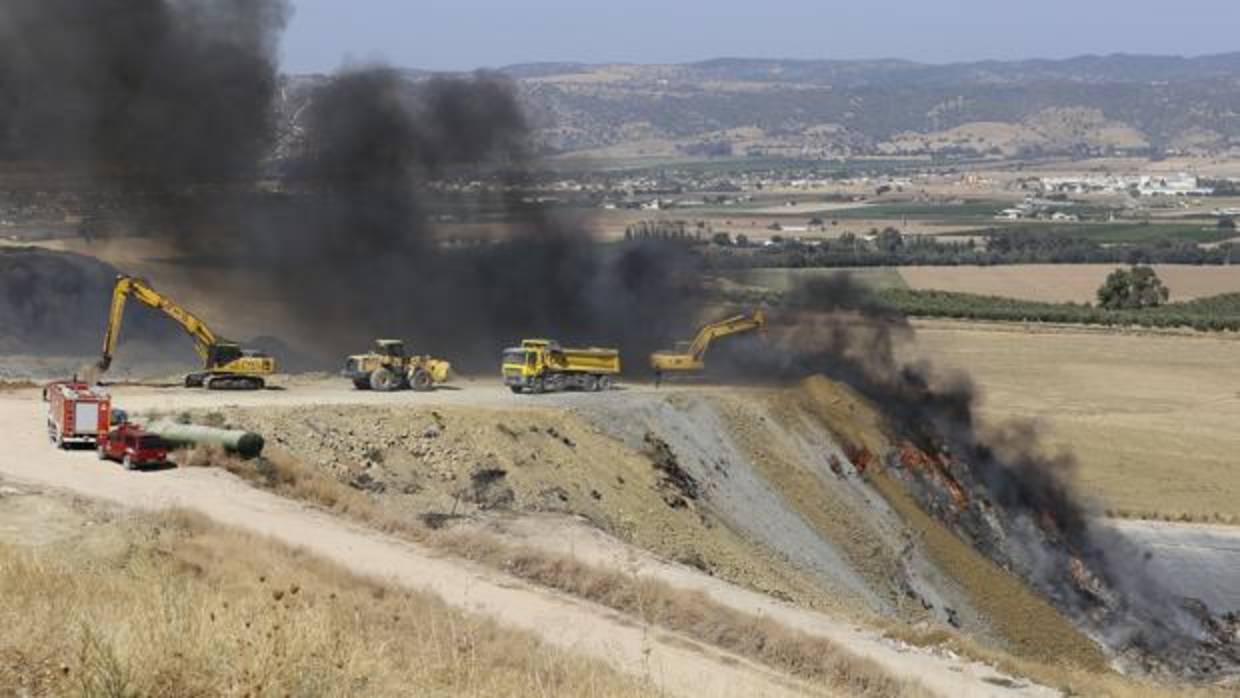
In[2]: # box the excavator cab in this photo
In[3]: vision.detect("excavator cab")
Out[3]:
[208,342,245,367]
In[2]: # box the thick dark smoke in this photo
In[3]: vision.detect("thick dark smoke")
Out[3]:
[0,0,288,186]
[217,67,701,367]
[0,0,699,368]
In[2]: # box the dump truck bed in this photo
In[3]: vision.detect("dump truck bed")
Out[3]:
[556,347,621,374]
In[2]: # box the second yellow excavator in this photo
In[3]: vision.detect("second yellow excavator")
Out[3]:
[98,275,276,390]
[649,309,767,379]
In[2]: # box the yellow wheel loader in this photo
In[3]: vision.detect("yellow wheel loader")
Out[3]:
[343,339,451,392]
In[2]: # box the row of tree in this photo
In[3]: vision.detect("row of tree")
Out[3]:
[703,228,1240,268]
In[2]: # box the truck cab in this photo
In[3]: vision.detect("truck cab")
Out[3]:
[97,424,168,470]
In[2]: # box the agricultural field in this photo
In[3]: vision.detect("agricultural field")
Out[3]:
[899,264,1240,303]
[982,222,1231,245]
[826,201,1009,222]
[902,320,1240,522]
[727,264,1240,304]
[727,267,909,293]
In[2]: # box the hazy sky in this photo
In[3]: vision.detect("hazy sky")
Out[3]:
[282,0,1240,73]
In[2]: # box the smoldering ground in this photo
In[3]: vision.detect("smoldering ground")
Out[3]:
[724,276,1239,674]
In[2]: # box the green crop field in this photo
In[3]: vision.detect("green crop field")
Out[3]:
[825,201,1006,222]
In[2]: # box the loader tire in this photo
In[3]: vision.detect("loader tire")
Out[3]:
[509,386,524,394]
[410,369,433,392]
[352,377,371,390]
[370,367,400,392]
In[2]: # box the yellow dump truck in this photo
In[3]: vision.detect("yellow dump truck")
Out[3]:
[501,339,620,394]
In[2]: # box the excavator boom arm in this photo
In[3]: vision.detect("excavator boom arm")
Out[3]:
[99,276,219,370]
[685,309,766,361]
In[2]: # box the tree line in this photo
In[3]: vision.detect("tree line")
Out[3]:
[703,228,1240,268]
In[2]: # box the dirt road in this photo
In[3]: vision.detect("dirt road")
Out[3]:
[0,383,1054,697]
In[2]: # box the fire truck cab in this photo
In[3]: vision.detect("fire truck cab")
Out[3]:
[44,381,111,448]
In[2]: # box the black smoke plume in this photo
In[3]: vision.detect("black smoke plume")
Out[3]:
[0,0,289,186]
[200,67,702,367]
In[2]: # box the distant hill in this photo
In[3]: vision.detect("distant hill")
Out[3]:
[281,53,1240,161]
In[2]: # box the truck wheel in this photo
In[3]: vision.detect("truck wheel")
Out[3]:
[97,445,108,461]
[122,454,134,471]
[598,375,614,391]
[410,369,433,392]
[531,377,545,394]
[370,367,400,392]
[585,375,600,392]
[509,386,524,394]
[352,377,371,390]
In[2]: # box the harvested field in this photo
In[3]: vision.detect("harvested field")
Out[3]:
[729,267,909,293]
[899,264,1240,303]
[903,319,1240,521]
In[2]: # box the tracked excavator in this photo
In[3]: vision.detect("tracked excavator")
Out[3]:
[649,310,767,381]
[98,275,276,390]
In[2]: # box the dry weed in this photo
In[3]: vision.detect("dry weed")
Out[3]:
[0,509,649,697]
[182,444,927,697]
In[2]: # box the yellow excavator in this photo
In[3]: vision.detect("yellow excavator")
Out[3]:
[649,309,767,380]
[98,275,277,390]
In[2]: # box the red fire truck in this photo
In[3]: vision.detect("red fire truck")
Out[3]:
[44,382,111,448]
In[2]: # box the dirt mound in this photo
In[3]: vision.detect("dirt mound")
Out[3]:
[0,247,178,355]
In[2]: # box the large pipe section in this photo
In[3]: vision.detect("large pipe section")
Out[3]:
[145,420,265,458]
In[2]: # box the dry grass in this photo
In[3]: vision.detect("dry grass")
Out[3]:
[0,509,649,698]
[904,320,1240,522]
[882,623,1237,698]
[182,444,929,698]
[0,379,37,392]
[440,533,931,698]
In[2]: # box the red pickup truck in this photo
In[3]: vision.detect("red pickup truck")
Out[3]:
[97,424,169,470]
